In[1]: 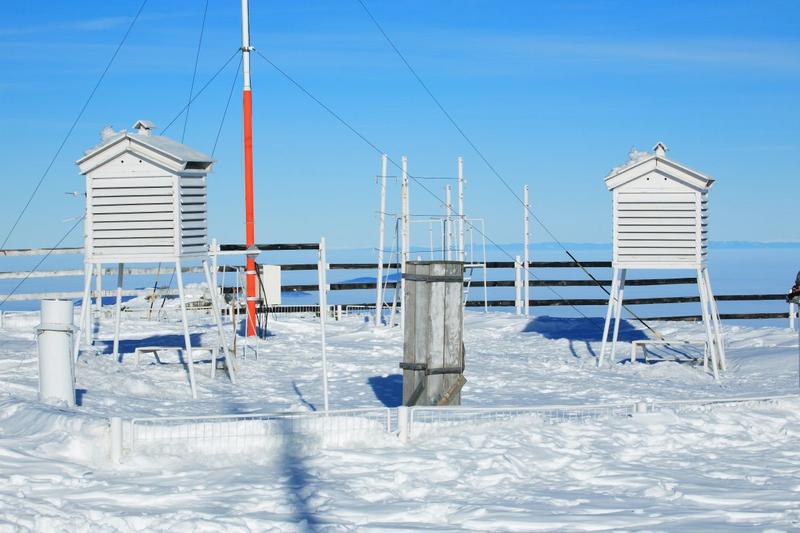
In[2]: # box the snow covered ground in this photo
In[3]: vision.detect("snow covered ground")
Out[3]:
[1,306,799,531]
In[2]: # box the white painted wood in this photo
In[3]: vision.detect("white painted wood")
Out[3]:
[173,260,197,399]
[112,263,123,361]
[603,144,722,377]
[79,125,212,263]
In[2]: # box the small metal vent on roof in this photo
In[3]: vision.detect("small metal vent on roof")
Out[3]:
[132,119,156,136]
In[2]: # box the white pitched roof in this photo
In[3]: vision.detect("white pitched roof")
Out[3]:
[604,143,715,191]
[76,122,213,175]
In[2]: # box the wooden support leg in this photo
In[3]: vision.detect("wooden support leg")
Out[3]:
[73,263,93,362]
[598,268,620,367]
[697,269,720,380]
[203,259,236,382]
[175,260,198,399]
[703,268,727,371]
[112,263,124,361]
[609,269,627,364]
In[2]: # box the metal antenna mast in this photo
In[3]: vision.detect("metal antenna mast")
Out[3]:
[241,0,257,336]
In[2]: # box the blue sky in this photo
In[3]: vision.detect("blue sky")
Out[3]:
[0,0,798,250]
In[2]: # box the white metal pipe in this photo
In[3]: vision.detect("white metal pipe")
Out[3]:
[109,417,122,464]
[174,260,198,399]
[203,260,235,381]
[375,154,387,327]
[457,157,464,263]
[94,263,102,315]
[791,302,798,332]
[240,0,252,91]
[37,299,76,407]
[400,156,409,331]
[318,237,330,411]
[514,263,521,315]
[523,185,530,317]
[73,264,92,362]
[445,185,452,261]
[609,269,627,364]
[112,263,124,361]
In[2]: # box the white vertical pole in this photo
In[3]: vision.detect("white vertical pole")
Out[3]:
[791,302,798,332]
[598,268,619,367]
[523,185,530,317]
[74,264,93,361]
[211,238,219,300]
[457,157,464,263]
[175,259,198,399]
[609,269,627,363]
[203,259,235,381]
[697,269,720,380]
[94,263,102,315]
[703,268,726,371]
[112,263,124,361]
[445,185,452,261]
[375,154,388,327]
[428,221,434,260]
[514,256,522,315]
[318,237,330,411]
[400,156,409,331]
[109,417,122,464]
[241,0,251,90]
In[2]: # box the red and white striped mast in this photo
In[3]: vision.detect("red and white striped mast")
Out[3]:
[241,0,257,336]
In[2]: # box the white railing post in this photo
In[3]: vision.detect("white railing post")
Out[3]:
[318,237,330,412]
[109,416,122,464]
[398,406,410,443]
[445,184,452,261]
[523,184,530,317]
[789,302,797,331]
[514,256,522,315]
[400,156,409,331]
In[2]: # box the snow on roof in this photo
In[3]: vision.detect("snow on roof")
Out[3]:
[78,121,213,169]
[604,142,715,190]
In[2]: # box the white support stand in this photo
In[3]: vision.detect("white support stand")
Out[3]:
[318,237,330,412]
[173,260,198,399]
[112,263,124,361]
[598,267,725,378]
[790,302,798,332]
[74,263,93,361]
[202,259,236,380]
[523,184,530,317]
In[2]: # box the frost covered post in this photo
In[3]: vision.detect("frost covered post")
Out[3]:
[401,261,465,406]
[598,142,725,377]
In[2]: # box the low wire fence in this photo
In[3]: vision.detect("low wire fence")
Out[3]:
[109,395,798,464]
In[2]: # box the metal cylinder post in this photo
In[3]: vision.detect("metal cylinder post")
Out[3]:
[109,416,122,464]
[37,299,76,407]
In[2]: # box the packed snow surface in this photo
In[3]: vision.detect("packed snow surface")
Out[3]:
[1,307,799,531]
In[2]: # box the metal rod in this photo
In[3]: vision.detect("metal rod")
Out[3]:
[457,157,464,263]
[375,154,387,327]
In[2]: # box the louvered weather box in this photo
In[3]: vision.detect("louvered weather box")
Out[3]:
[77,120,211,262]
[72,120,234,399]
[607,142,709,269]
[598,143,726,377]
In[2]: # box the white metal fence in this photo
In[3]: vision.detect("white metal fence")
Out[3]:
[109,395,798,464]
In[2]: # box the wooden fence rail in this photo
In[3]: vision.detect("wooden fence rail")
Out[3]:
[0,246,793,324]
